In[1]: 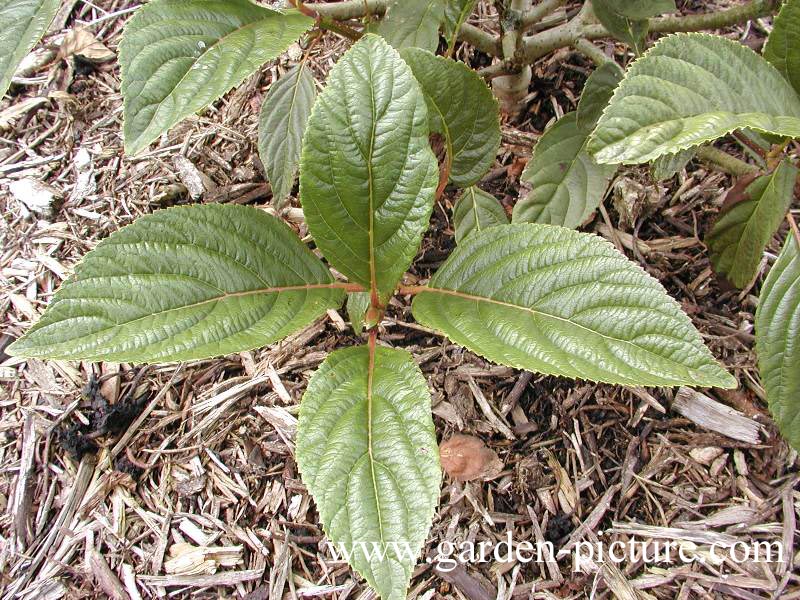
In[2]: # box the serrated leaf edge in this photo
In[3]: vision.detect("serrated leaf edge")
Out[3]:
[588,32,800,165]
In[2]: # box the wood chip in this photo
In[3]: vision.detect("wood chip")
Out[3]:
[672,387,762,444]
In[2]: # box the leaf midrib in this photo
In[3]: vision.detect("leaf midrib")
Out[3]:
[26,282,348,347]
[264,65,309,199]
[366,53,379,302]
[366,337,385,546]
[127,7,287,147]
[731,164,790,275]
[418,285,712,377]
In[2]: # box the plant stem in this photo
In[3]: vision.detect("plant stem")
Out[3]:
[436,153,452,200]
[306,0,777,64]
[695,146,760,177]
[523,0,777,63]
[521,0,592,62]
[306,0,387,20]
[572,37,610,66]
[477,61,514,79]
[458,23,503,56]
[733,131,768,160]
[788,212,800,248]
[397,285,427,296]
[521,0,566,28]
[493,0,533,118]
[649,0,779,32]
[289,0,363,40]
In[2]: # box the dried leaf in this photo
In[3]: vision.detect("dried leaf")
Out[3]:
[439,434,501,481]
[59,28,114,63]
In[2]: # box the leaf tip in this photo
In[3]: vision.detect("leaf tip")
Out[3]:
[5,333,41,360]
[702,367,739,390]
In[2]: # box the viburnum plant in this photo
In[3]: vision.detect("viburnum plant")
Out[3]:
[4,0,800,598]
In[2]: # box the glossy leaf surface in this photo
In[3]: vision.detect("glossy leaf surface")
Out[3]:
[120,0,312,155]
[300,35,438,301]
[707,160,798,288]
[8,205,344,362]
[601,0,676,19]
[589,34,800,164]
[756,234,800,451]
[764,0,800,96]
[401,48,500,187]
[412,224,736,388]
[0,0,59,99]
[442,0,476,48]
[650,148,694,181]
[576,61,623,132]
[347,292,371,335]
[592,1,648,55]
[453,187,508,243]
[377,0,445,52]
[297,345,441,600]
[513,113,617,229]
[258,64,316,208]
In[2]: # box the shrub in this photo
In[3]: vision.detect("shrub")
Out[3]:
[5,1,799,598]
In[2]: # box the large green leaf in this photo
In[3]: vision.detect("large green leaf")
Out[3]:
[576,61,624,132]
[297,344,441,600]
[592,1,648,55]
[377,0,445,52]
[442,0,476,49]
[412,223,736,388]
[300,35,438,302]
[7,205,345,362]
[601,0,676,19]
[453,187,507,243]
[589,33,800,165]
[707,160,797,288]
[512,113,617,229]
[258,64,316,209]
[756,234,800,451]
[400,48,500,188]
[120,0,312,155]
[0,0,59,99]
[764,0,800,96]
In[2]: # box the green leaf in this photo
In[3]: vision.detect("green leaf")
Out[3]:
[347,292,371,335]
[300,35,439,302]
[512,113,617,229]
[258,64,317,209]
[297,344,441,600]
[377,0,445,52]
[412,223,736,388]
[706,160,797,288]
[589,33,800,165]
[756,233,800,451]
[601,0,676,19]
[120,0,312,155]
[0,0,60,99]
[576,61,624,132]
[400,48,500,187]
[7,205,345,363]
[764,0,800,96]
[442,0,476,49]
[592,1,648,55]
[453,187,508,243]
[650,148,694,181]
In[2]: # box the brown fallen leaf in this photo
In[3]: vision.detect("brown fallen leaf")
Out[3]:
[507,156,528,179]
[439,434,501,482]
[59,28,115,63]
